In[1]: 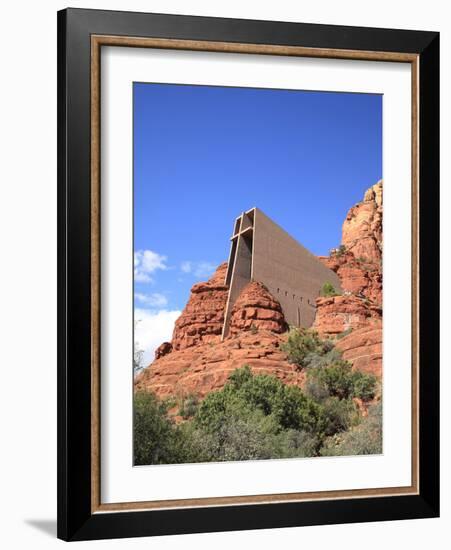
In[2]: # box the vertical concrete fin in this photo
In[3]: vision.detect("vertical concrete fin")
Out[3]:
[222,230,253,339]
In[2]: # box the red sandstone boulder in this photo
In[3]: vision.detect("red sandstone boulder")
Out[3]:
[171,262,229,350]
[313,295,381,337]
[228,281,288,336]
[320,252,382,306]
[154,341,172,360]
[336,322,383,377]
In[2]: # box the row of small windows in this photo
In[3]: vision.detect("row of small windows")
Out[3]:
[276,287,312,305]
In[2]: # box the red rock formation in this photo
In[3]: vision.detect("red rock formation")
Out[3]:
[228,281,288,336]
[135,330,304,399]
[154,341,172,360]
[314,181,383,376]
[341,180,382,263]
[171,262,228,351]
[336,322,383,377]
[319,181,383,307]
[320,252,382,306]
[313,295,381,337]
[138,281,295,399]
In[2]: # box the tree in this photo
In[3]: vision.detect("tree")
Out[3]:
[133,320,145,375]
[134,392,175,464]
[196,365,324,434]
[306,361,377,401]
[321,402,382,456]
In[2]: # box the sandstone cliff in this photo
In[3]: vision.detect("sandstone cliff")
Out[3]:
[314,180,383,376]
[336,322,382,378]
[136,281,302,399]
[170,262,228,351]
[342,180,382,264]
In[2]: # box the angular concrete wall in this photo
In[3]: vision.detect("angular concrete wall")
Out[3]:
[222,207,342,338]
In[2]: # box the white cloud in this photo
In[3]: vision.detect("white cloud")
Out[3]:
[134,250,167,283]
[180,260,216,278]
[134,292,168,308]
[134,308,181,368]
[180,261,192,274]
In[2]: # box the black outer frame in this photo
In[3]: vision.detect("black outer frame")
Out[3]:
[57,8,439,542]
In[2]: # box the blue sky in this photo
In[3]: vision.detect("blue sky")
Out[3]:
[133,83,382,363]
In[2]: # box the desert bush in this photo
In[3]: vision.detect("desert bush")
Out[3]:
[320,402,382,456]
[195,366,323,436]
[320,282,339,297]
[335,244,347,257]
[186,413,320,462]
[179,394,199,419]
[306,362,377,402]
[134,392,214,464]
[307,361,354,399]
[134,392,183,465]
[186,367,328,461]
[351,371,378,401]
[303,374,331,402]
[275,429,320,458]
[196,411,281,462]
[134,365,379,466]
[281,328,334,369]
[321,396,360,436]
[302,347,342,370]
[336,327,353,340]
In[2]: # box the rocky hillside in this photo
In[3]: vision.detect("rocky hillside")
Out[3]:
[136,279,303,398]
[170,262,229,351]
[135,180,383,398]
[315,180,383,376]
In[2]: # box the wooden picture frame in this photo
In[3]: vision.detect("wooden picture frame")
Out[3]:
[57,7,439,541]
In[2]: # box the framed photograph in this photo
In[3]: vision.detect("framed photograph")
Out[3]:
[57,8,439,541]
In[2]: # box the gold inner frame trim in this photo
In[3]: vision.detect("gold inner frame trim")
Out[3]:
[90,34,420,514]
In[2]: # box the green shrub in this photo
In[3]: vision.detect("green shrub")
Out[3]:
[302,347,342,370]
[303,374,331,402]
[275,429,320,458]
[179,394,199,419]
[134,364,380,466]
[281,328,334,369]
[335,244,347,257]
[186,413,321,462]
[134,392,183,465]
[351,372,378,401]
[307,361,354,400]
[194,410,281,462]
[320,282,339,297]
[195,366,324,435]
[320,402,382,456]
[306,362,377,402]
[336,327,353,340]
[321,397,360,436]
